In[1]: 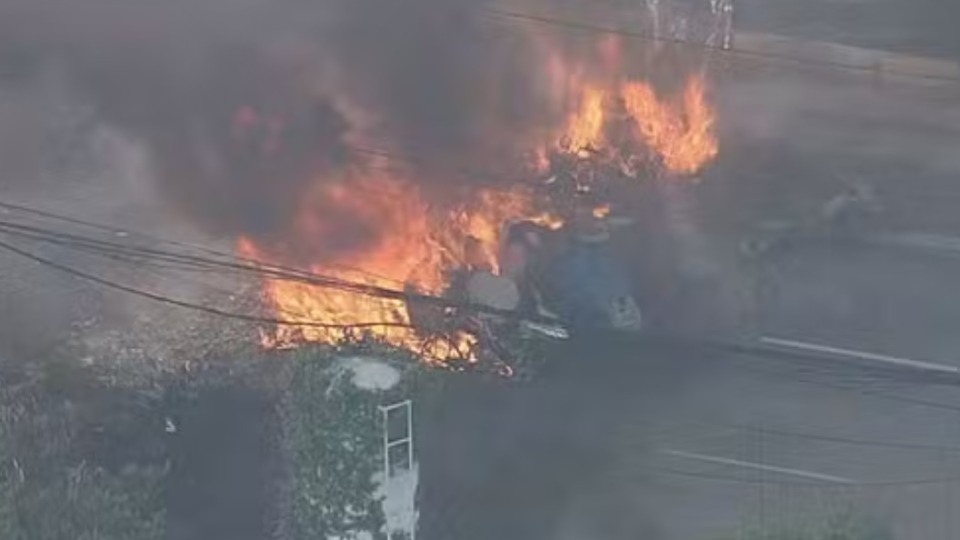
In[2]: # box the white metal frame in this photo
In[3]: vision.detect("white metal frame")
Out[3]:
[378,399,416,540]
[379,399,414,478]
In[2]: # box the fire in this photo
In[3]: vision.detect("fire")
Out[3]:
[592,203,611,219]
[563,87,606,153]
[549,73,717,178]
[240,172,552,360]
[234,36,718,364]
[534,21,717,179]
[621,74,718,176]
[238,175,440,354]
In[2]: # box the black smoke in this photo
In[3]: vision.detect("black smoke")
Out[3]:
[0,0,582,244]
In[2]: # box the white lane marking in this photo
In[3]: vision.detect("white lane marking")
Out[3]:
[660,449,855,484]
[873,233,960,254]
[760,336,960,375]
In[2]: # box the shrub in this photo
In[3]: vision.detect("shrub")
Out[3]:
[0,358,166,540]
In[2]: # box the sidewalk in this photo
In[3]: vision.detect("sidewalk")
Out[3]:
[735,32,960,84]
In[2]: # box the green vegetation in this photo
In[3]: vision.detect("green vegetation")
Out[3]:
[0,358,166,540]
[0,337,430,540]
[280,345,424,540]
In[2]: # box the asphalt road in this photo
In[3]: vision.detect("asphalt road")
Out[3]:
[736,0,960,60]
[4,5,960,537]
[609,61,960,537]
[420,57,960,540]
[421,244,960,540]
[637,244,960,540]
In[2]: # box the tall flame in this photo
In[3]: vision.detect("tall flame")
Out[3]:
[621,74,717,176]
[564,87,607,152]
[237,40,719,362]
[550,73,717,178]
[240,172,553,359]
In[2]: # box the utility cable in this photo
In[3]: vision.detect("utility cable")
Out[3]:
[476,6,960,85]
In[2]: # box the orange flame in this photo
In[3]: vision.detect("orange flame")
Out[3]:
[237,44,718,362]
[592,203,611,219]
[563,87,606,153]
[621,74,718,176]
[240,172,553,360]
[549,73,717,178]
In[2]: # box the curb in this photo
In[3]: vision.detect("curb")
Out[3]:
[735,32,960,83]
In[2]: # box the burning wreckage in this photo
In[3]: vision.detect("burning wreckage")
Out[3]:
[234,69,718,380]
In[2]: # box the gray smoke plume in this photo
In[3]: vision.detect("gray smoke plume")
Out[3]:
[0,0,584,244]
[0,0,681,362]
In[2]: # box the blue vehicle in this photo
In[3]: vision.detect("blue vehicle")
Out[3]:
[406,216,642,380]
[542,236,643,334]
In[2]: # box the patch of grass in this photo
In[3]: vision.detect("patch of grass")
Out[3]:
[279,344,429,540]
[0,357,166,540]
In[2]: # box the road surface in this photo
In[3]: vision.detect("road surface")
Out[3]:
[420,245,960,540]
[736,0,959,61]
[419,36,960,540]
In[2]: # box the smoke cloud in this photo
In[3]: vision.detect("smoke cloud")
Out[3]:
[0,0,597,242]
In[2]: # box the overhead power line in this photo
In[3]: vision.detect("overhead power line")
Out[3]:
[0,237,410,332]
[10,230,960,498]
[717,349,960,413]
[0,206,955,376]
[712,420,960,454]
[2,201,960,397]
[0,217,535,323]
[0,199,409,286]
[7,205,960,492]
[653,466,960,489]
[477,6,960,86]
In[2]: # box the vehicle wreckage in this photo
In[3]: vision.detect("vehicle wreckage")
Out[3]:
[405,201,644,381]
